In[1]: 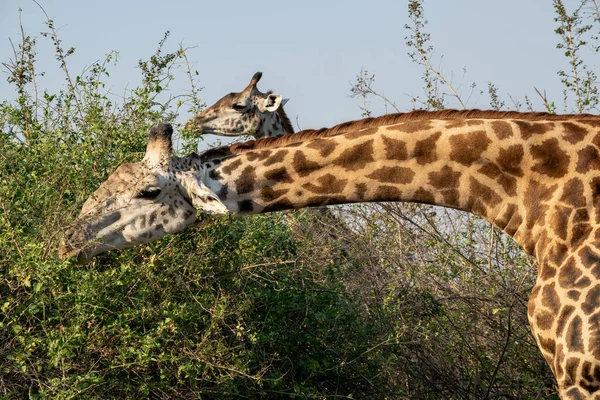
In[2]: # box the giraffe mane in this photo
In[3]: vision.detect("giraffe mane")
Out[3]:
[201,109,600,158]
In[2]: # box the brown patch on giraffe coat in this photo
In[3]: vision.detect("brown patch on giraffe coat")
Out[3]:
[445,119,484,129]
[540,264,557,280]
[428,166,461,189]
[262,198,295,213]
[449,130,492,166]
[382,135,408,161]
[576,145,600,174]
[388,120,433,133]
[563,122,588,144]
[264,150,289,167]
[265,167,293,183]
[497,145,524,176]
[539,336,556,355]
[530,138,570,178]
[355,183,368,200]
[552,205,571,241]
[556,305,576,337]
[559,256,592,289]
[528,285,541,317]
[304,195,348,206]
[366,166,415,184]
[588,313,600,360]
[413,188,435,204]
[571,223,593,248]
[560,179,586,208]
[468,178,502,216]
[261,187,289,202]
[413,132,441,165]
[542,282,561,313]
[567,290,581,301]
[302,174,348,194]
[345,127,377,139]
[579,246,600,279]
[478,163,517,196]
[491,121,514,139]
[523,179,557,230]
[566,358,582,388]
[536,311,555,330]
[293,152,321,177]
[582,285,600,315]
[567,316,585,352]
[372,185,402,201]
[234,165,256,195]
[332,140,375,171]
[440,190,459,205]
[246,150,271,162]
[307,139,336,157]
[222,158,243,175]
[513,120,554,139]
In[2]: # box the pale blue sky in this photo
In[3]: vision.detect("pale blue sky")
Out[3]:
[0,0,588,144]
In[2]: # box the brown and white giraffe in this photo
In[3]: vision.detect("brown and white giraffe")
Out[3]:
[60,110,600,399]
[184,71,293,138]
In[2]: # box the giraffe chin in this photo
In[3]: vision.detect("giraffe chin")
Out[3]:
[57,245,93,265]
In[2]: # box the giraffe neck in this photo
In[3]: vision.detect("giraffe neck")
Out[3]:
[199,111,600,258]
[258,106,294,137]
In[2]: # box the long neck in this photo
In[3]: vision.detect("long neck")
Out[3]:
[201,113,599,258]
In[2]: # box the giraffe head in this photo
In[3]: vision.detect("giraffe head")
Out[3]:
[184,72,293,138]
[58,123,227,264]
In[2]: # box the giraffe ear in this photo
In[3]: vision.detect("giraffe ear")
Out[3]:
[257,93,282,112]
[176,171,228,215]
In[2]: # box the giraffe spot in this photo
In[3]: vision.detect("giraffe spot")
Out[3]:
[579,246,600,279]
[265,167,293,183]
[162,218,170,225]
[332,140,375,171]
[413,132,441,165]
[497,145,524,176]
[513,120,554,139]
[305,195,348,206]
[494,204,518,232]
[168,206,176,217]
[551,205,571,241]
[567,317,585,352]
[529,285,541,317]
[355,183,368,200]
[542,282,561,313]
[579,380,600,394]
[246,150,271,162]
[366,166,415,184]
[540,264,556,280]
[571,223,592,248]
[209,169,223,181]
[491,121,514,139]
[478,163,517,196]
[263,198,295,212]
[345,127,377,139]
[445,119,484,129]
[155,224,163,231]
[576,145,600,174]
[149,211,157,226]
[582,361,594,383]
[523,179,558,230]
[567,290,581,301]
[539,336,556,355]
[234,166,257,195]
[468,178,502,215]
[556,305,576,336]
[307,139,336,157]
[382,135,408,161]
[261,187,289,202]
[566,359,582,389]
[536,311,554,330]
[372,185,402,201]
[556,343,566,379]
[563,122,588,144]
[139,215,147,229]
[264,150,289,167]
[302,174,348,194]
[547,242,569,268]
[559,256,592,289]
[440,189,459,205]
[237,200,254,213]
[222,158,243,175]
[582,285,600,314]
[389,120,433,133]
[413,188,435,204]
[449,130,492,166]
[560,178,587,208]
[218,185,228,199]
[428,166,461,189]
[588,313,600,360]
[530,138,571,178]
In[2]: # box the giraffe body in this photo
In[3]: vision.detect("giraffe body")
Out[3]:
[61,110,600,399]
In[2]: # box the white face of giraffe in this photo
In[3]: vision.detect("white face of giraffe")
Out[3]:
[58,124,227,264]
[184,72,288,138]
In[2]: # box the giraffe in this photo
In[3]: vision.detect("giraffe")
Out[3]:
[184,71,294,138]
[60,110,600,399]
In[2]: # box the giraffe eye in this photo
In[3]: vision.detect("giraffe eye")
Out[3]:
[232,104,246,112]
[136,188,161,199]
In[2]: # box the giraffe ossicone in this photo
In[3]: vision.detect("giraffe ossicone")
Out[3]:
[184,71,294,138]
[61,110,600,399]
